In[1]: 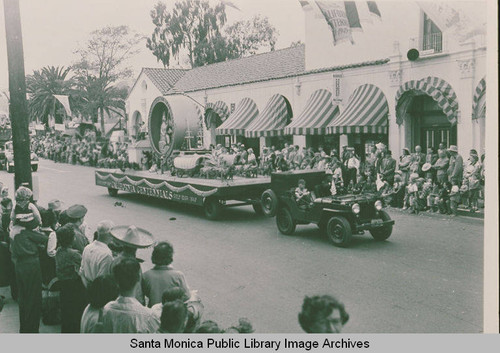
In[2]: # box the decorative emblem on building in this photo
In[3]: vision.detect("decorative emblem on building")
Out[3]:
[388,70,402,87]
[457,59,475,79]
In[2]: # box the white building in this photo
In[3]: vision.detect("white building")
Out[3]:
[126,1,487,162]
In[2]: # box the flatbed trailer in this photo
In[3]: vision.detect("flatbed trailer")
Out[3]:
[95,169,271,219]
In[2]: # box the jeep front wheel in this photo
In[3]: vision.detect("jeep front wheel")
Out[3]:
[276,207,296,235]
[326,216,352,247]
[369,210,393,241]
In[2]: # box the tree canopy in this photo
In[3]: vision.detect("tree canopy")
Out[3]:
[147,0,278,68]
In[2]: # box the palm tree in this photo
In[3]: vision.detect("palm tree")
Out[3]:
[26,66,73,125]
[73,75,127,135]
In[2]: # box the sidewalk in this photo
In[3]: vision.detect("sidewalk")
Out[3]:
[0,286,60,333]
[387,205,484,221]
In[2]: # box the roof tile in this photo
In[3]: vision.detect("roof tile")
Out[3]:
[171,45,306,93]
[143,68,187,94]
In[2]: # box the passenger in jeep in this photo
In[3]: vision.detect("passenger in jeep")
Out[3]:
[295,179,314,210]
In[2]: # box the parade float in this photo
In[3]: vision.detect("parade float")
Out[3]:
[95,95,271,219]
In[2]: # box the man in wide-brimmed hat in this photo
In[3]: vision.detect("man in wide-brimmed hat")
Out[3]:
[446,145,463,186]
[109,225,154,305]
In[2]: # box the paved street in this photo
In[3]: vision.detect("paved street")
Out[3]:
[0,160,484,333]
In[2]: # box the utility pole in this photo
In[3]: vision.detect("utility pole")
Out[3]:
[3,0,32,190]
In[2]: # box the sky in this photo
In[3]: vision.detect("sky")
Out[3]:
[0,0,306,92]
[0,0,488,96]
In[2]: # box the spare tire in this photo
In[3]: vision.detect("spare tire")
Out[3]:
[261,189,278,217]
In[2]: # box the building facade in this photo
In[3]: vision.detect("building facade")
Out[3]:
[125,2,486,162]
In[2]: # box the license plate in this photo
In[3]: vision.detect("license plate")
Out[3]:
[371,219,383,227]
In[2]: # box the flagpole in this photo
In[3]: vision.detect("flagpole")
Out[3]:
[3,0,33,190]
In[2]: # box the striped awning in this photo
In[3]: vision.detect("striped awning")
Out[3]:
[215,98,259,136]
[327,84,388,135]
[284,89,339,135]
[205,100,229,128]
[245,94,291,138]
[395,76,458,125]
[472,77,485,119]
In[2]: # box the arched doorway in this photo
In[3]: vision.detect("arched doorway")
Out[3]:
[131,111,143,139]
[404,94,457,149]
[396,77,459,150]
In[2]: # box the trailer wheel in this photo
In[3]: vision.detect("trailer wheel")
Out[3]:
[252,202,264,216]
[261,189,278,217]
[204,197,221,220]
[326,216,352,247]
[108,188,118,197]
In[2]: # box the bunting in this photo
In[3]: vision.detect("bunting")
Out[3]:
[315,1,354,45]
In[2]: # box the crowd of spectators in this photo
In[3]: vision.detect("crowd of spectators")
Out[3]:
[31,134,130,170]
[205,142,484,214]
[0,185,256,333]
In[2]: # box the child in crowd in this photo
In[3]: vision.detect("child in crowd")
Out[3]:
[421,178,433,211]
[448,185,460,216]
[427,182,441,212]
[407,174,420,214]
[10,187,41,235]
[391,174,405,208]
[437,182,451,214]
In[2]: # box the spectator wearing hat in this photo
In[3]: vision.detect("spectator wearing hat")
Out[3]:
[102,257,159,333]
[142,241,190,308]
[298,295,349,333]
[48,199,62,224]
[432,149,449,184]
[80,220,115,288]
[446,145,463,186]
[64,204,90,254]
[55,224,88,333]
[9,188,48,333]
[110,225,154,306]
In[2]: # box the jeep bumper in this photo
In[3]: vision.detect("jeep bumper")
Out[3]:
[355,219,395,231]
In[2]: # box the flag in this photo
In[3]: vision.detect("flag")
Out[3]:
[344,1,362,31]
[299,0,311,9]
[315,1,353,45]
[53,95,72,117]
[417,1,485,42]
[367,1,381,17]
[221,0,240,11]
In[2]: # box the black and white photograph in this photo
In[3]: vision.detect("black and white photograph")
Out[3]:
[0,0,497,340]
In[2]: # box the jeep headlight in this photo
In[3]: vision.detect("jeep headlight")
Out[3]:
[375,200,383,211]
[352,203,360,214]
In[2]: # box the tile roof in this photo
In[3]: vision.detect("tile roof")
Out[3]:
[143,68,187,94]
[171,45,306,93]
